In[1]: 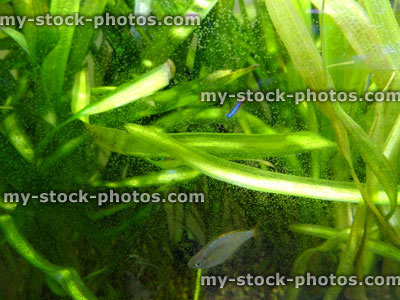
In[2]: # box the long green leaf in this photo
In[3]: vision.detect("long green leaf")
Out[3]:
[86,124,336,159]
[0,215,97,300]
[71,69,90,123]
[13,0,54,64]
[74,60,175,118]
[0,27,29,55]
[265,0,399,244]
[288,233,346,300]
[94,65,258,125]
[361,0,400,73]
[124,123,399,204]
[68,0,107,74]
[41,0,81,102]
[3,113,35,162]
[264,0,332,90]
[332,103,398,215]
[311,0,398,89]
[291,223,400,264]
[95,167,201,188]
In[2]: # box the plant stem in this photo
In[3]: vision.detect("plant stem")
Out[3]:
[193,268,202,300]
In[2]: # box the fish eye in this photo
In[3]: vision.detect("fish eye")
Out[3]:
[195,261,201,268]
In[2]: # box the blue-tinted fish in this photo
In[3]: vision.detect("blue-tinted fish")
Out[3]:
[226,101,244,119]
[188,225,258,269]
[226,98,247,119]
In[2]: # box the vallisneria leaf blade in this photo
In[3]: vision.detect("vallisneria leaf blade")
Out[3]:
[13,0,53,64]
[332,103,398,216]
[323,205,367,300]
[0,134,37,190]
[292,0,312,31]
[264,0,332,91]
[41,0,81,102]
[94,65,258,125]
[311,0,398,89]
[362,0,400,69]
[3,113,35,163]
[288,234,346,300]
[68,0,107,74]
[36,61,175,152]
[75,60,175,117]
[265,0,399,243]
[86,124,336,160]
[0,215,98,300]
[291,223,400,264]
[94,168,201,188]
[384,113,400,163]
[124,123,398,204]
[0,27,29,55]
[71,69,90,123]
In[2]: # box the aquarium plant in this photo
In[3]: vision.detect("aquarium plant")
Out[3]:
[1,0,400,299]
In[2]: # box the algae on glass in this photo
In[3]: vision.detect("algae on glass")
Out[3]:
[1,0,400,299]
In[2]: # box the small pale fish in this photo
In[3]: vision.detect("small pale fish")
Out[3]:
[188,225,258,269]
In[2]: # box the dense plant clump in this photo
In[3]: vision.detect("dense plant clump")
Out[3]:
[1,0,400,299]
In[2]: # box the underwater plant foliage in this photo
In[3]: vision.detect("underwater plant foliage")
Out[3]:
[1,0,400,299]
